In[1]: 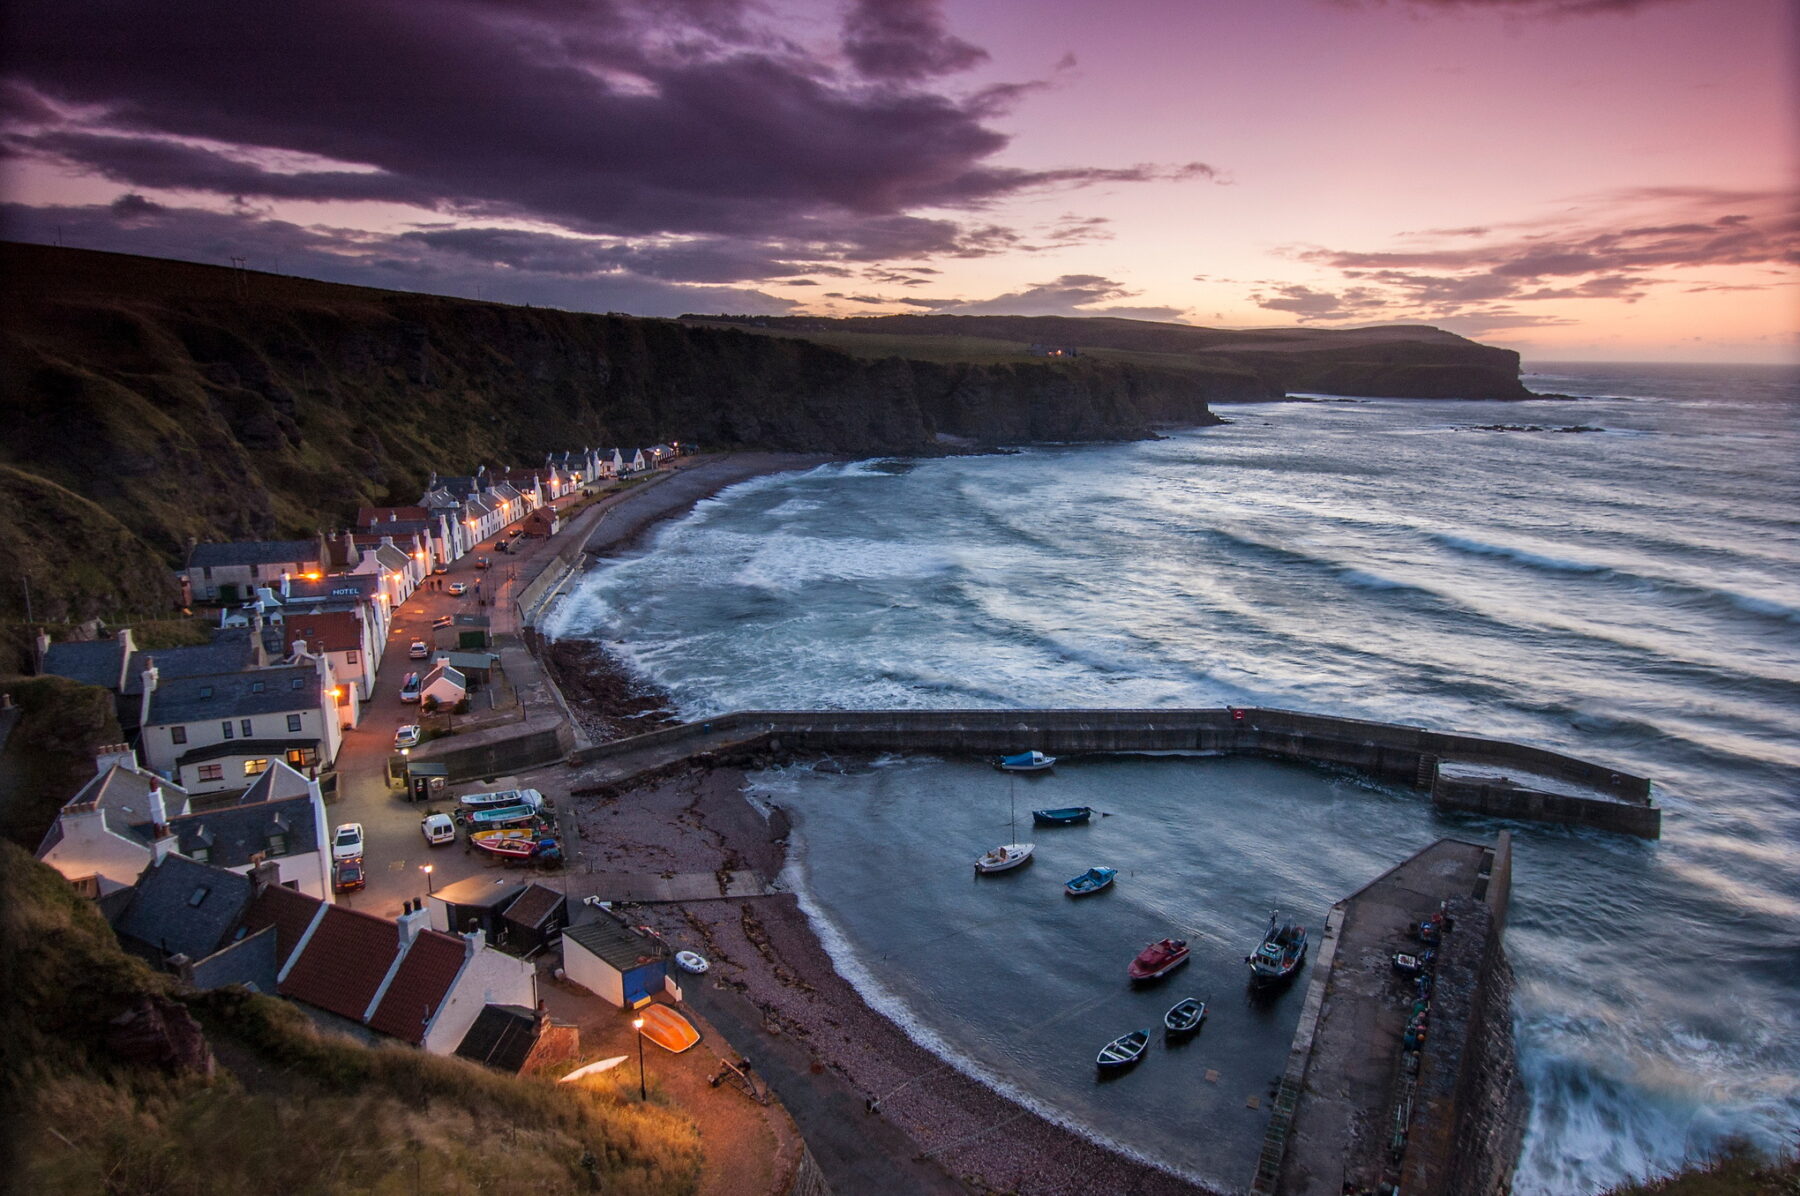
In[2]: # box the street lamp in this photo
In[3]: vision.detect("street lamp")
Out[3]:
[420,863,434,895]
[632,1017,647,1100]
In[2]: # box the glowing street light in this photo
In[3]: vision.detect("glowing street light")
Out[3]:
[420,863,434,895]
[632,1017,647,1100]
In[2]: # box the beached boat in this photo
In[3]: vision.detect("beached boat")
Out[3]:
[1096,1028,1150,1070]
[1064,866,1117,896]
[458,787,545,812]
[1247,913,1309,984]
[996,751,1055,773]
[1163,997,1207,1036]
[1032,805,1092,826]
[674,950,710,975]
[1127,937,1191,982]
[975,843,1034,873]
[638,1004,701,1054]
[469,828,557,860]
[463,803,540,829]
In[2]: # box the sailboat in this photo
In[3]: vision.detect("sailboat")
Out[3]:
[975,776,1035,873]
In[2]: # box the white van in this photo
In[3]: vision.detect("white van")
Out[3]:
[420,812,457,846]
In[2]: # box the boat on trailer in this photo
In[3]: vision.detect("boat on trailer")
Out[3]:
[1127,937,1191,982]
[1163,997,1207,1036]
[1095,1028,1150,1070]
[470,828,559,861]
[1032,806,1092,826]
[1247,912,1309,984]
[1064,866,1117,897]
[996,751,1055,773]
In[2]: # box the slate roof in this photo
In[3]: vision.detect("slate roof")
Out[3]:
[279,905,402,1021]
[421,663,466,693]
[501,883,565,932]
[454,1005,540,1073]
[39,765,187,855]
[434,651,495,673]
[564,917,668,971]
[122,630,260,696]
[167,770,320,869]
[40,639,127,689]
[186,540,321,571]
[189,925,280,994]
[146,666,320,726]
[432,876,523,911]
[366,930,468,1044]
[283,575,381,603]
[240,882,324,971]
[357,506,428,527]
[113,854,255,963]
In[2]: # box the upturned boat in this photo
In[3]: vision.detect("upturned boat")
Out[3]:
[1127,937,1191,982]
[1064,866,1117,896]
[1032,805,1092,826]
[1247,913,1308,983]
[996,751,1055,773]
[1095,1028,1150,1070]
[1163,997,1207,1036]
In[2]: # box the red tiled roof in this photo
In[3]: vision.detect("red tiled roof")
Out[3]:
[240,884,324,971]
[366,931,468,1044]
[286,611,366,654]
[279,905,401,1021]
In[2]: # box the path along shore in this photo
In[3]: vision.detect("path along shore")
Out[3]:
[542,454,1218,1195]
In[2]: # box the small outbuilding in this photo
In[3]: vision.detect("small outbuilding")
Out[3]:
[498,882,568,957]
[429,875,524,938]
[561,915,669,1009]
[419,663,466,707]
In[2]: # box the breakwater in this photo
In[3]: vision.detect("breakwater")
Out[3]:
[568,706,1659,838]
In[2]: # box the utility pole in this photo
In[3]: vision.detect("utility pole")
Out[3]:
[21,573,32,623]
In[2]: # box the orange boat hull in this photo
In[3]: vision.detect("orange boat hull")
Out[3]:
[638,1004,700,1054]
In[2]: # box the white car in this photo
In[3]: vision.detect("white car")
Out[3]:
[409,640,429,659]
[394,724,421,750]
[399,672,422,702]
[420,812,457,846]
[331,822,365,861]
[447,581,468,596]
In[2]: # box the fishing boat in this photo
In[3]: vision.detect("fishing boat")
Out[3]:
[1064,866,1118,896]
[470,828,558,860]
[996,751,1056,773]
[463,803,540,829]
[1247,913,1309,984]
[1095,1029,1150,1070]
[1163,997,1207,1036]
[975,777,1035,873]
[1032,805,1093,826]
[1127,937,1191,982]
[458,787,545,812]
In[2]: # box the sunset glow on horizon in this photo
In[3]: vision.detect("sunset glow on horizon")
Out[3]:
[1,0,1793,362]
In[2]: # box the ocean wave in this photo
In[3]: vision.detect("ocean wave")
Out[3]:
[1435,533,1611,574]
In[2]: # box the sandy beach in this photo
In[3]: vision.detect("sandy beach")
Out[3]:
[546,455,1219,1195]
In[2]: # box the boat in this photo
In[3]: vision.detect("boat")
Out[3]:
[996,751,1056,773]
[975,777,1035,873]
[1163,997,1207,1036]
[674,950,710,975]
[1127,937,1191,982]
[637,1004,701,1054]
[458,787,545,812]
[1032,806,1092,826]
[469,828,558,860]
[1247,912,1309,984]
[1064,866,1118,897]
[1095,1028,1150,1070]
[463,803,540,829]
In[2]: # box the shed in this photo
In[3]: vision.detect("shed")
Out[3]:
[433,651,496,683]
[404,760,448,803]
[429,875,524,936]
[420,663,467,707]
[498,882,567,957]
[562,916,669,1009]
[452,614,490,650]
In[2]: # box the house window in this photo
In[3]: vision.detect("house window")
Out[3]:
[198,764,223,782]
[251,680,264,693]
[244,758,269,776]
[291,678,304,690]
[346,650,359,664]
[241,719,253,737]
[266,834,288,856]
[286,747,318,769]
[171,726,188,745]
[222,722,234,740]
[286,714,303,732]
[203,566,213,580]
[191,847,210,864]
[199,686,213,699]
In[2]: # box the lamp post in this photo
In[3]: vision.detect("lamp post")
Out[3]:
[633,1016,647,1100]
[420,863,434,895]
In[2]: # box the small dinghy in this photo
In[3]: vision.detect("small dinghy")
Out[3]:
[1032,806,1092,826]
[997,751,1056,773]
[1096,1029,1150,1070]
[1163,997,1207,1036]
[674,950,710,975]
[1127,937,1191,982]
[1064,866,1118,897]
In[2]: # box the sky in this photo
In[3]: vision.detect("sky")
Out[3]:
[1,0,1794,362]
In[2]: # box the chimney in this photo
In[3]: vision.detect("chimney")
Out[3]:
[398,899,429,948]
[251,610,268,668]
[250,858,281,893]
[461,927,486,954]
[290,637,308,661]
[115,627,137,690]
[33,631,50,672]
[147,777,168,828]
[280,571,291,599]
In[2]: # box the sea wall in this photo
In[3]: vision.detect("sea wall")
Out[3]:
[410,716,573,783]
[569,706,1658,837]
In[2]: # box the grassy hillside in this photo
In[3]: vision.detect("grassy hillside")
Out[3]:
[0,842,703,1194]
[0,675,124,851]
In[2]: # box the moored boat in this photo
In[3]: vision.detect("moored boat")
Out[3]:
[975,843,1035,873]
[1032,805,1092,826]
[997,751,1056,773]
[1127,937,1191,982]
[1163,997,1207,1036]
[1064,866,1118,896]
[1095,1028,1150,1070]
[1247,912,1309,984]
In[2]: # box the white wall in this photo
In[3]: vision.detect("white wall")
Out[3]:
[39,808,153,892]
[421,938,536,1056]
[562,935,626,1007]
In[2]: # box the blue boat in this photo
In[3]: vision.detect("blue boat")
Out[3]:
[1065,866,1117,897]
[996,751,1055,773]
[1033,806,1092,826]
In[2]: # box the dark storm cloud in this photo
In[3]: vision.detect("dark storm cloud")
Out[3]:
[948,273,1188,321]
[842,0,988,82]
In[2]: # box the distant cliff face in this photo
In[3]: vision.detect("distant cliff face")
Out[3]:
[0,243,1245,620]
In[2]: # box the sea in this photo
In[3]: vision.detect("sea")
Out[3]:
[547,362,1800,1194]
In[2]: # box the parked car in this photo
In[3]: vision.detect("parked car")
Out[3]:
[492,540,509,554]
[420,812,457,846]
[409,640,429,659]
[331,822,365,861]
[474,556,491,569]
[394,724,421,750]
[399,672,422,702]
[506,528,523,538]
[332,857,365,892]
[432,615,454,629]
[432,563,447,575]
[447,581,468,596]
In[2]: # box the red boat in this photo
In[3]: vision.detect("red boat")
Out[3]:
[1127,937,1191,982]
